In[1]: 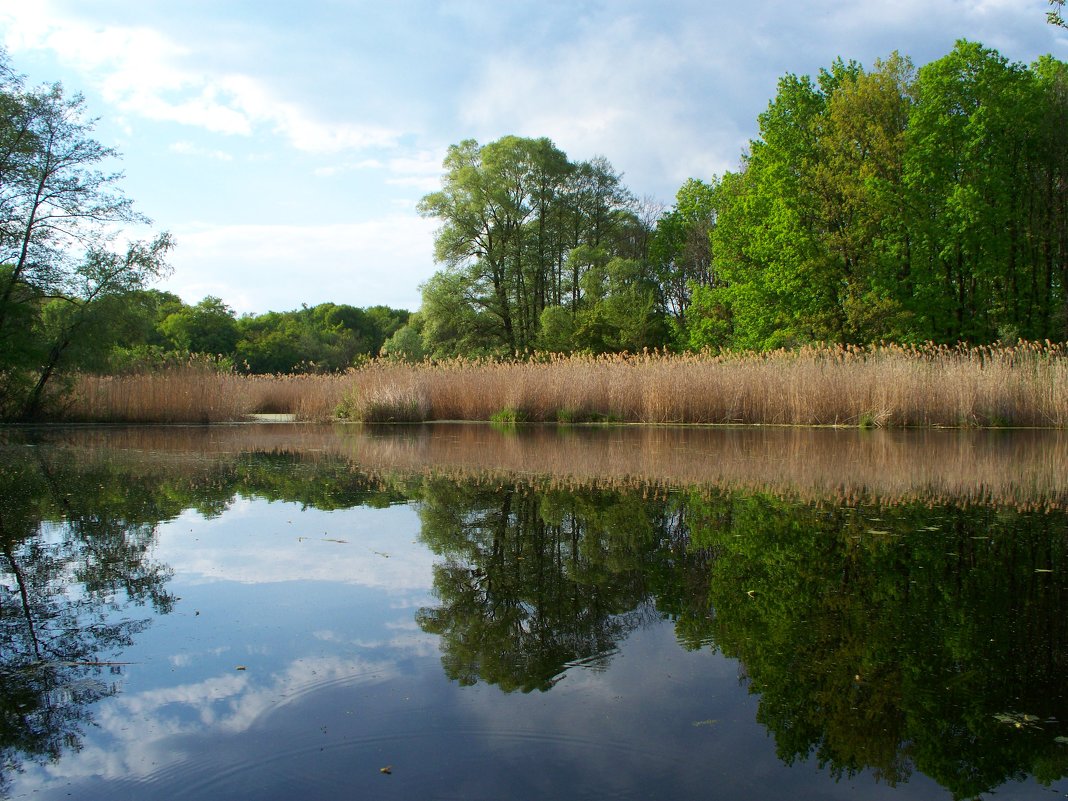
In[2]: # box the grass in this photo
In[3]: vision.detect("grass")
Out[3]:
[59,342,1068,428]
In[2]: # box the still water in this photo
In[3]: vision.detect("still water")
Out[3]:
[2,423,1067,800]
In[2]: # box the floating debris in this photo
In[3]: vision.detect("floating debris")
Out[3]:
[994,712,1041,730]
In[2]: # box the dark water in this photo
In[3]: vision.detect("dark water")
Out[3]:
[2,424,1067,800]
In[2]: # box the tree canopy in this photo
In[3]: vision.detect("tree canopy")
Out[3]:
[684,42,1068,350]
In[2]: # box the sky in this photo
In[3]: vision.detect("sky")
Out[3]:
[0,1,1065,316]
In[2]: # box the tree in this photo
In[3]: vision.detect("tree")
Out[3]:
[650,178,719,344]
[159,296,238,356]
[379,315,426,362]
[682,43,1068,350]
[0,50,171,418]
[418,136,654,356]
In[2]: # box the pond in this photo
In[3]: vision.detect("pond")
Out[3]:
[1,423,1067,800]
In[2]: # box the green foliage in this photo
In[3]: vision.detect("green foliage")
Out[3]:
[233,301,405,372]
[683,43,1068,351]
[379,317,426,362]
[1049,0,1066,28]
[418,136,670,357]
[159,296,238,356]
[649,177,719,343]
[489,406,528,424]
[0,50,172,418]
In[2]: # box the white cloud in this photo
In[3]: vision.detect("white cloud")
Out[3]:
[313,151,444,189]
[0,2,401,153]
[459,15,737,194]
[156,503,435,589]
[24,654,401,788]
[170,141,234,161]
[160,214,436,313]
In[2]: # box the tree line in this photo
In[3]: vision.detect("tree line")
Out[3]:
[407,40,1068,358]
[80,290,409,374]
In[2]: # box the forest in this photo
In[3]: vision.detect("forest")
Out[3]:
[410,40,1068,357]
[1,40,1067,419]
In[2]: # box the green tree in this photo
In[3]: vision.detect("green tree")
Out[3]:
[379,315,427,362]
[904,41,1039,341]
[1049,0,1066,27]
[0,51,171,417]
[418,136,649,356]
[683,43,1068,350]
[159,296,238,356]
[650,177,719,343]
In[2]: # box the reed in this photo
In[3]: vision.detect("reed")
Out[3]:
[65,361,350,423]
[337,342,1068,428]
[62,342,1068,428]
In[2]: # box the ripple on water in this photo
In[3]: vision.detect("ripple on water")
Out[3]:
[140,667,682,801]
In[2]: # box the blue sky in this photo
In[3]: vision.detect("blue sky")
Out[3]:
[1,1,1064,315]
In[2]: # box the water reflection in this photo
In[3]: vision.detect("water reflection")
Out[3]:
[411,474,1068,799]
[0,424,1066,800]
[0,446,175,796]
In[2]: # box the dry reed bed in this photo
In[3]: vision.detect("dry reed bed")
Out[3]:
[66,369,349,423]
[344,343,1068,427]
[63,342,1068,427]
[13,423,1068,511]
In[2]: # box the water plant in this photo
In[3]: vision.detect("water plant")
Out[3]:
[61,342,1068,428]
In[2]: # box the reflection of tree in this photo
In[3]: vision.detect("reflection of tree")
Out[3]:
[414,479,713,692]
[414,476,1068,796]
[685,492,1068,799]
[0,452,175,792]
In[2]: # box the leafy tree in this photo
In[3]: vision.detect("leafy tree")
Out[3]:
[159,296,239,356]
[379,315,427,362]
[1050,0,1066,28]
[683,43,1068,350]
[650,178,719,343]
[418,136,659,355]
[0,50,171,417]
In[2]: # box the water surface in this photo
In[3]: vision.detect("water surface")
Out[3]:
[1,423,1067,800]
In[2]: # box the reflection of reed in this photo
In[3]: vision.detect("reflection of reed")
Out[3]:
[10,423,1068,510]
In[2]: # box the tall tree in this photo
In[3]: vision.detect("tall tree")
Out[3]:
[419,136,660,356]
[0,51,171,417]
[684,43,1068,351]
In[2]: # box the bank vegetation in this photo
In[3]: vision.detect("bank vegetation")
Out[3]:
[57,342,1068,428]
